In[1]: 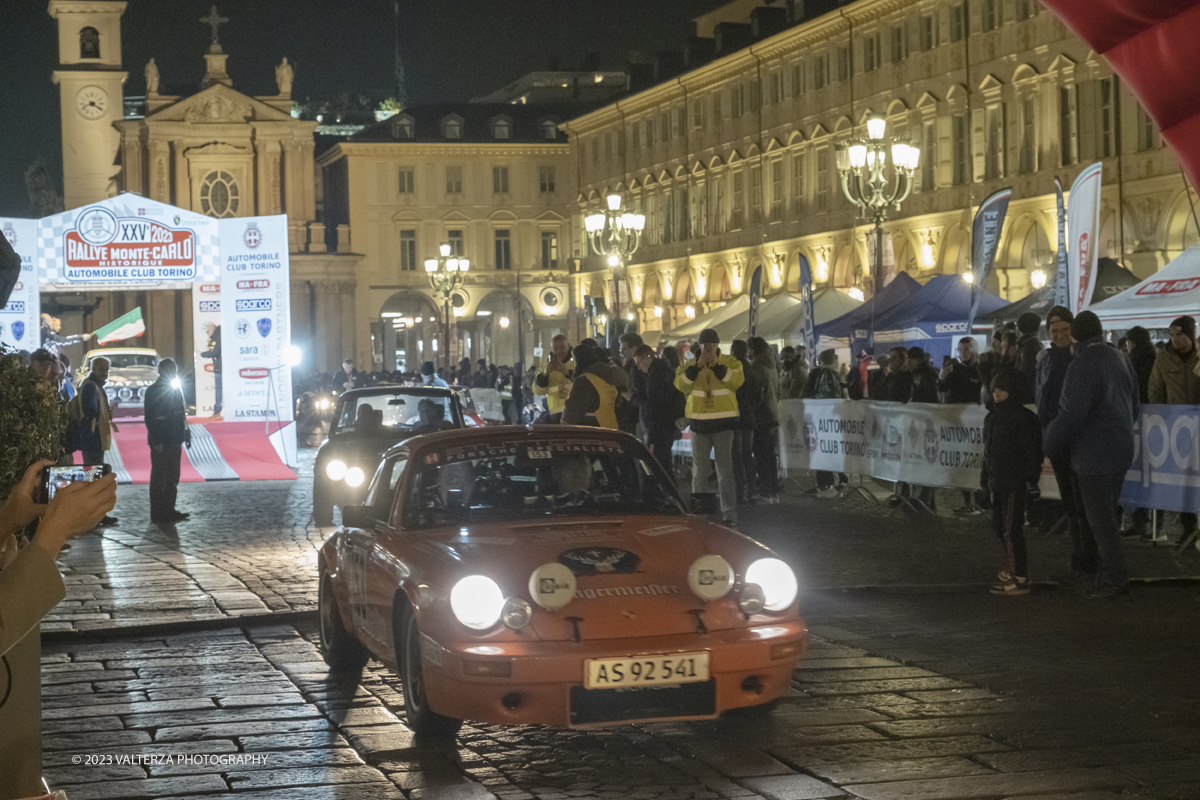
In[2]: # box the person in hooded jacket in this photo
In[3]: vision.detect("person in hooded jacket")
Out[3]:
[729,339,762,503]
[631,344,681,476]
[748,337,781,504]
[1013,312,1045,401]
[983,369,1044,596]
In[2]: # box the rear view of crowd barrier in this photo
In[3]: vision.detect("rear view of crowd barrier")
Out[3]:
[674,399,1200,513]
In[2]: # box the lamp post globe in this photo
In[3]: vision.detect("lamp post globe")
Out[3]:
[426,244,469,368]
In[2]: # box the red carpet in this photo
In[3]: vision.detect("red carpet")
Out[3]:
[86,419,296,484]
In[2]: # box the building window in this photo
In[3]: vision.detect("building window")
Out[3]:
[538,166,556,193]
[448,229,464,256]
[1016,0,1033,21]
[816,149,829,212]
[199,171,239,218]
[922,121,936,190]
[494,229,512,270]
[1137,106,1158,152]
[713,177,726,233]
[920,15,937,50]
[492,118,511,139]
[791,152,804,212]
[1019,97,1037,173]
[398,167,414,194]
[1059,86,1077,166]
[863,33,880,72]
[445,166,463,194]
[791,63,805,97]
[985,104,1006,180]
[952,114,969,185]
[814,53,829,89]
[399,230,417,271]
[731,85,745,118]
[80,26,100,59]
[770,160,784,221]
[676,107,686,138]
[731,171,744,229]
[712,93,722,125]
[891,25,907,63]
[837,47,851,81]
[664,191,675,243]
[689,98,703,129]
[492,165,509,194]
[1100,77,1116,158]
[443,118,462,139]
[769,71,782,105]
[541,231,558,270]
[750,165,763,223]
[950,4,966,42]
[540,120,558,140]
[391,115,414,139]
[660,112,670,141]
[982,0,998,31]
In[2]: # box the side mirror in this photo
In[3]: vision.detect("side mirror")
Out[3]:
[341,504,375,529]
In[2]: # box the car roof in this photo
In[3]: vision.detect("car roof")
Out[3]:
[340,384,456,399]
[83,348,158,358]
[386,424,643,459]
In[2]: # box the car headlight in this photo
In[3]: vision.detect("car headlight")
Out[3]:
[325,460,347,481]
[118,387,133,401]
[744,558,798,612]
[105,388,116,401]
[501,597,532,630]
[450,575,505,630]
[344,467,366,488]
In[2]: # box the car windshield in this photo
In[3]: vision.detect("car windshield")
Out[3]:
[402,438,684,530]
[96,353,158,369]
[335,390,457,434]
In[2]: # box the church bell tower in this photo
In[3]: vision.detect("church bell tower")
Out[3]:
[50,0,128,210]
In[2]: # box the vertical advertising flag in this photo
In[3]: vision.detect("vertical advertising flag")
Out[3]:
[192,281,222,417]
[1066,162,1104,314]
[0,219,39,352]
[219,216,295,465]
[747,265,763,337]
[965,188,1013,333]
[798,255,816,356]
[1053,178,1069,309]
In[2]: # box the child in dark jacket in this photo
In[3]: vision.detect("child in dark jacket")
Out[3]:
[982,369,1044,596]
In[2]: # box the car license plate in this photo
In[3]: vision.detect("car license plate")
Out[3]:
[584,652,710,689]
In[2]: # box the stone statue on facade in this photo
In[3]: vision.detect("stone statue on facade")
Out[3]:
[275,57,294,96]
[145,58,160,95]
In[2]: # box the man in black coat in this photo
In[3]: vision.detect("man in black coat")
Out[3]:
[631,344,680,476]
[332,359,366,394]
[144,359,191,524]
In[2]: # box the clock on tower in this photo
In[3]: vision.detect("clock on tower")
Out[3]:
[50,1,128,209]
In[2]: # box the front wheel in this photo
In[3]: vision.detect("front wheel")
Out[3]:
[396,608,463,737]
[318,575,369,672]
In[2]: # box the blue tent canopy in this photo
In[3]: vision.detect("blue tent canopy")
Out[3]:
[813,272,922,342]
[870,274,1006,359]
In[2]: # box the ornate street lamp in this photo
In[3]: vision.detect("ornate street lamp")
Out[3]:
[425,243,469,368]
[835,114,920,298]
[585,194,645,341]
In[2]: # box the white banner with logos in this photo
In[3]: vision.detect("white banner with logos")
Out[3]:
[0,218,39,352]
[219,215,295,464]
[778,399,1060,497]
[192,281,222,417]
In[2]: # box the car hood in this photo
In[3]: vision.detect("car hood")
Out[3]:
[107,366,158,384]
[418,516,775,641]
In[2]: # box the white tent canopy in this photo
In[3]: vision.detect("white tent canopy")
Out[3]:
[663,295,750,339]
[662,288,862,346]
[1091,248,1200,329]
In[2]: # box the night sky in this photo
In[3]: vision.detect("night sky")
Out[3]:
[0,0,721,217]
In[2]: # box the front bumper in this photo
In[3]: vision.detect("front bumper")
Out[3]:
[421,619,806,728]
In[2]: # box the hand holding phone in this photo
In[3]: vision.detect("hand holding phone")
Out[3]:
[35,473,117,556]
[38,464,112,504]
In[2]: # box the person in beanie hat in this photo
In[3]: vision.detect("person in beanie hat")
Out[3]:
[675,328,745,526]
[1012,312,1044,402]
[1044,310,1139,598]
[982,369,1043,595]
[1141,315,1200,542]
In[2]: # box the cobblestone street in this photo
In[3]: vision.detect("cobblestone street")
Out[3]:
[40,451,1200,799]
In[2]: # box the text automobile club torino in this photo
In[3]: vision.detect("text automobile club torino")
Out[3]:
[318,427,806,733]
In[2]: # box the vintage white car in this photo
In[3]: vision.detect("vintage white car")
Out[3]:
[76,347,160,418]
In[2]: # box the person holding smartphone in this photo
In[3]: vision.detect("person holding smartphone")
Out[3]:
[1,459,117,799]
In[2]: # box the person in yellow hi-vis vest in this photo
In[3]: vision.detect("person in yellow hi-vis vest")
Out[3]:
[532,334,575,423]
[675,328,744,526]
[562,341,629,429]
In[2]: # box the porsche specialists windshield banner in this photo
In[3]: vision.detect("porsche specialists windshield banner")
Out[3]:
[219,215,295,465]
[0,218,39,351]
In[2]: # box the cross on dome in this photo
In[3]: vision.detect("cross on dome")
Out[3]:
[200,5,229,52]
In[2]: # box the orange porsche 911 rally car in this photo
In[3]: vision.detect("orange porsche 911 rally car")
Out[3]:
[317,426,806,734]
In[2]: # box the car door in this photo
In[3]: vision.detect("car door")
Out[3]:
[357,455,408,654]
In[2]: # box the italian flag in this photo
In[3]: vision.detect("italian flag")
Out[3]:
[94,307,146,344]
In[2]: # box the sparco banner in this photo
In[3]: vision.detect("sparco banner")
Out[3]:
[192,282,222,417]
[1121,404,1200,513]
[219,216,295,463]
[0,218,39,351]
